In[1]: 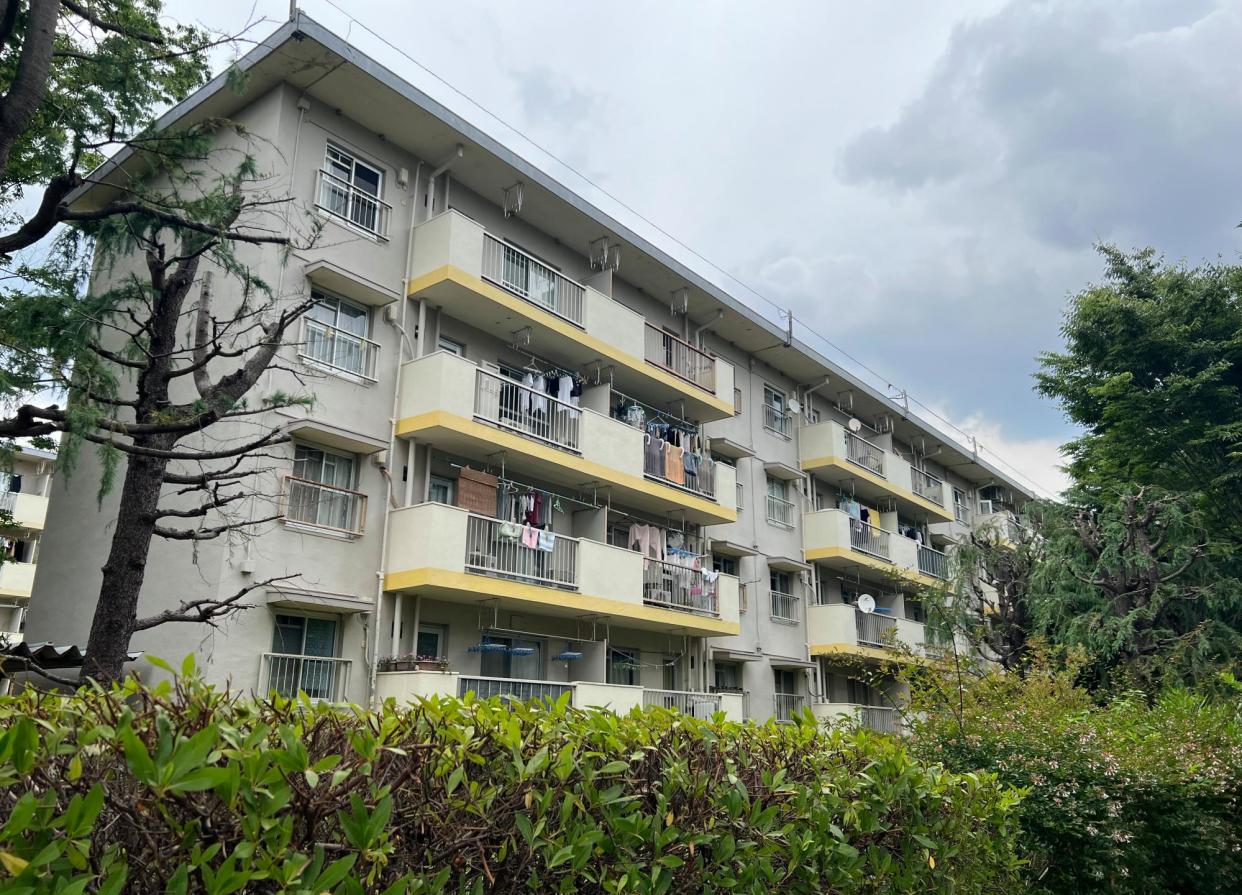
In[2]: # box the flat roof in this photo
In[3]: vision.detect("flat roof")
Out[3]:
[70,12,1037,500]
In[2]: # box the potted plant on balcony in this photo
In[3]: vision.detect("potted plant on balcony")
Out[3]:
[415,654,450,672]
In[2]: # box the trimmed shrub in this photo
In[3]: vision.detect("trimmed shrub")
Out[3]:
[0,663,1023,894]
[908,667,1242,894]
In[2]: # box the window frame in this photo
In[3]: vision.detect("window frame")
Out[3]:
[318,142,388,238]
[300,289,376,382]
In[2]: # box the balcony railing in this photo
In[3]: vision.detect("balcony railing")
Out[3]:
[481,234,585,326]
[282,476,367,535]
[642,558,719,616]
[770,590,799,623]
[474,368,581,453]
[845,432,885,475]
[854,610,898,647]
[954,501,971,524]
[644,445,716,499]
[762,403,791,438]
[774,693,806,723]
[262,653,351,702]
[298,317,380,381]
[315,169,391,238]
[644,324,715,392]
[766,493,795,528]
[918,544,948,579]
[464,513,578,590]
[910,467,945,506]
[860,705,898,734]
[643,689,721,717]
[458,675,572,703]
[0,492,14,514]
[849,520,890,560]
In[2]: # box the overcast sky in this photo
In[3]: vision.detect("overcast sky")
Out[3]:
[166,0,1242,497]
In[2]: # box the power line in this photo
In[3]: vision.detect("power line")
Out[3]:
[307,0,1060,500]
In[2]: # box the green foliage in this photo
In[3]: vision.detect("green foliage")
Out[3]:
[0,670,1024,894]
[1036,246,1242,543]
[908,662,1242,895]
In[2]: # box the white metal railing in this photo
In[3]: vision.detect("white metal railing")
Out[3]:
[0,492,14,514]
[918,544,948,579]
[860,705,898,734]
[643,689,721,717]
[315,169,391,238]
[774,693,806,723]
[643,558,719,616]
[845,431,885,475]
[849,519,891,559]
[481,234,585,326]
[282,476,367,535]
[464,513,578,590]
[458,675,573,703]
[770,590,799,623]
[766,493,795,527]
[954,501,970,524]
[855,610,898,647]
[474,368,581,452]
[644,324,715,392]
[298,317,380,381]
[262,653,351,702]
[762,403,791,438]
[910,467,945,505]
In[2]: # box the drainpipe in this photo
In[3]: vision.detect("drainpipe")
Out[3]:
[424,144,463,216]
[801,376,831,422]
[369,170,421,708]
[692,310,723,350]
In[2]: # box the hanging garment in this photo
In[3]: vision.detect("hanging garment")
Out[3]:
[702,569,720,584]
[644,434,663,476]
[668,444,685,485]
[499,520,521,541]
[521,524,539,549]
[537,530,556,552]
[859,507,871,524]
[557,374,573,404]
[525,491,543,526]
[629,523,650,556]
[570,377,583,407]
[844,500,861,520]
[521,373,537,415]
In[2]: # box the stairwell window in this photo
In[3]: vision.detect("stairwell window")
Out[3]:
[285,444,366,535]
[762,386,790,438]
[301,290,377,380]
[317,144,390,238]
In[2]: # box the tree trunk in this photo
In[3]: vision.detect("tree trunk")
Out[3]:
[82,443,171,682]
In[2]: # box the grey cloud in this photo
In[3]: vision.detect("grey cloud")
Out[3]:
[839,0,1242,255]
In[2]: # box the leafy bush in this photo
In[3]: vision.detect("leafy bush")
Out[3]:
[0,660,1023,894]
[908,665,1242,894]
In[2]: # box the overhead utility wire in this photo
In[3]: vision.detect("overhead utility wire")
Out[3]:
[310,0,1059,500]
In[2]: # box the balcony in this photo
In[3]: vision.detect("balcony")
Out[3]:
[802,509,942,586]
[799,420,953,521]
[406,210,734,420]
[375,671,744,719]
[0,562,36,597]
[281,476,367,536]
[812,703,899,734]
[260,653,352,702]
[977,511,1024,545]
[762,403,792,439]
[396,352,736,525]
[807,602,927,660]
[0,491,47,530]
[384,502,741,638]
[765,493,796,528]
[644,324,715,393]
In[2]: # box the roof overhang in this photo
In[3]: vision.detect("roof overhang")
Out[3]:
[763,460,804,481]
[767,555,811,573]
[710,539,757,558]
[709,437,754,461]
[304,258,401,307]
[266,586,373,614]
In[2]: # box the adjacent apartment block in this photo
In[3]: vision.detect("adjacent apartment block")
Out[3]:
[1,445,55,644]
[26,15,1033,727]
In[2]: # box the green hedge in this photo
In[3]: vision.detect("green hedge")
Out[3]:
[0,662,1023,894]
[908,668,1242,894]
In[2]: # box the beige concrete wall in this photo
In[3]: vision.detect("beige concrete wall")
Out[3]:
[577,539,643,607]
[398,351,477,419]
[717,691,746,722]
[408,210,484,280]
[375,670,459,702]
[802,508,851,552]
[573,681,643,714]
[798,419,848,463]
[894,617,926,653]
[583,286,645,359]
[807,602,855,645]
[0,562,35,596]
[386,503,469,574]
[579,411,644,479]
[10,493,47,529]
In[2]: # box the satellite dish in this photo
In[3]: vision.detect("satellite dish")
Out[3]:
[788,399,802,414]
[857,594,876,614]
[847,418,863,433]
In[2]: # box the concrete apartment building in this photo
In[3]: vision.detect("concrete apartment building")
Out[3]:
[26,15,1032,727]
[1,445,55,644]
